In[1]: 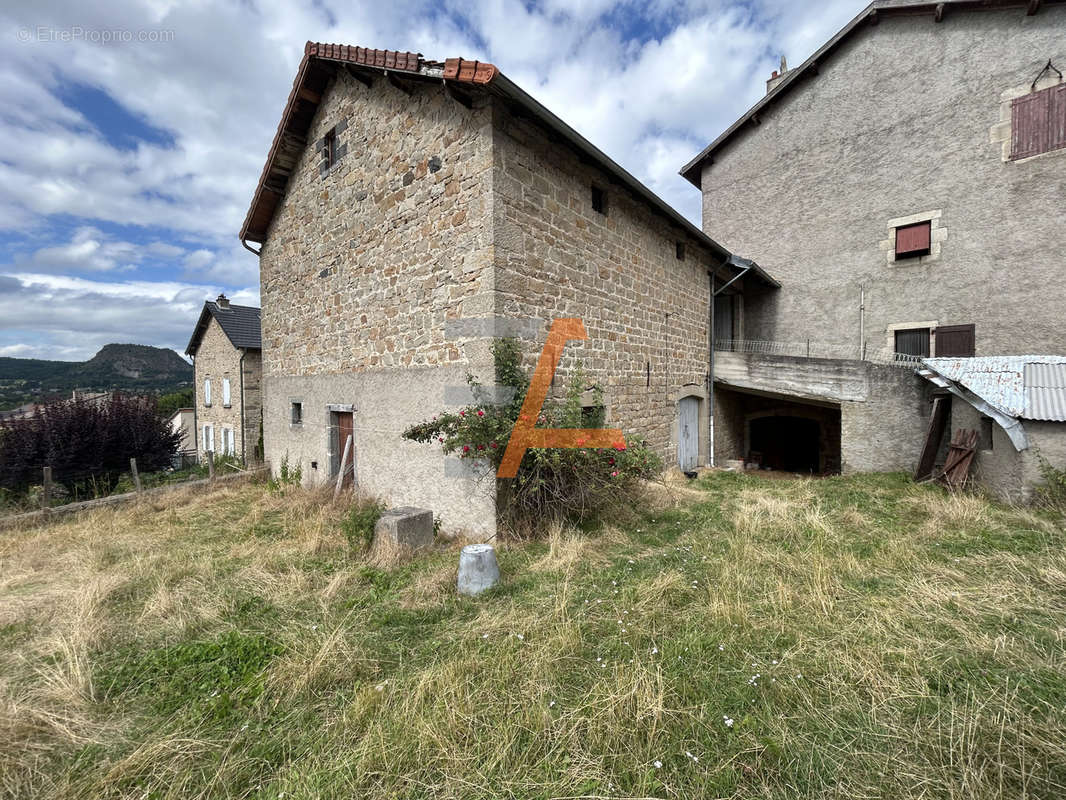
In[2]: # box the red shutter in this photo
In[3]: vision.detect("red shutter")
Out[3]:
[895,221,931,258]
[1049,84,1066,153]
[1011,89,1051,160]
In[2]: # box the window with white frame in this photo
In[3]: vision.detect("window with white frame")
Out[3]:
[204,378,212,407]
[202,424,214,453]
[221,427,234,455]
[222,378,231,407]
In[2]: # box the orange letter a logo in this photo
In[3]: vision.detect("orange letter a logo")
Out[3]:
[497,318,626,479]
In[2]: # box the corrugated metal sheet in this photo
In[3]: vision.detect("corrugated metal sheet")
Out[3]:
[922,356,1066,422]
[1025,363,1066,422]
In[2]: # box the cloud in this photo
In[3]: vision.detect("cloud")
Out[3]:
[0,0,867,359]
[20,226,139,273]
[0,272,258,360]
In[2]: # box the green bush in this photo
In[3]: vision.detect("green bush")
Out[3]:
[1035,455,1066,513]
[403,338,662,533]
[341,500,386,552]
[268,454,302,494]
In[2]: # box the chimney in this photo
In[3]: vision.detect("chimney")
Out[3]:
[216,293,230,309]
[766,55,789,94]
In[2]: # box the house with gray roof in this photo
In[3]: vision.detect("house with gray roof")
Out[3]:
[185,295,262,464]
[681,0,1066,498]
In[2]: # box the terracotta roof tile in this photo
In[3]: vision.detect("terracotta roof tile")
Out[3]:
[443,58,498,84]
[239,42,499,245]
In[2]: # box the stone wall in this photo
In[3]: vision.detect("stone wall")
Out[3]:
[491,102,740,469]
[241,349,263,462]
[193,316,250,459]
[257,69,498,537]
[712,353,931,473]
[700,6,1066,357]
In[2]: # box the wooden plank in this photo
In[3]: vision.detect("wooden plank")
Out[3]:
[915,396,950,480]
[334,434,353,501]
[130,458,142,493]
[938,429,978,490]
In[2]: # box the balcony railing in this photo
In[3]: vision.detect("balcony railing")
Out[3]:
[714,339,924,368]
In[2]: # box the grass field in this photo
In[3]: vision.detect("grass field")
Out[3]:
[1,472,1064,799]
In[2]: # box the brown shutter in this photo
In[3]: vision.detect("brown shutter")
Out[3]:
[895,221,931,258]
[1011,89,1051,160]
[935,324,975,357]
[1049,84,1066,153]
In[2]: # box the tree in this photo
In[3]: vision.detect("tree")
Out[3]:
[157,387,195,419]
[0,393,183,495]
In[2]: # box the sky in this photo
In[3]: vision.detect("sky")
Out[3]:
[0,0,867,362]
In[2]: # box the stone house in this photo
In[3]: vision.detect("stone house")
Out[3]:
[679,0,1066,497]
[185,296,263,463]
[168,406,195,458]
[240,43,775,538]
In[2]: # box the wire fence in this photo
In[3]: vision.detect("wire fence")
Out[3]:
[0,452,247,518]
[714,339,925,368]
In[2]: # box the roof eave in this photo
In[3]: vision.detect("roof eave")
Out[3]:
[678,0,1065,187]
[489,72,736,265]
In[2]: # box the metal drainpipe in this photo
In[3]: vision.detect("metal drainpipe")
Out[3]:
[190,354,198,457]
[708,271,716,467]
[709,254,755,469]
[238,350,246,463]
[859,285,866,361]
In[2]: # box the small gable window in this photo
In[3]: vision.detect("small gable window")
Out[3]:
[676,242,686,261]
[203,378,211,407]
[324,128,336,168]
[591,185,607,215]
[222,378,231,407]
[291,402,303,426]
[1011,83,1066,161]
[895,221,931,259]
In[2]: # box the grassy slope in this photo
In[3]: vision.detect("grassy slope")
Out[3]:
[1,473,1064,799]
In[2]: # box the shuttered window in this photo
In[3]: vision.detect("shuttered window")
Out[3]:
[222,378,231,407]
[204,378,211,407]
[935,324,975,357]
[1011,84,1066,160]
[895,221,931,259]
[202,424,214,453]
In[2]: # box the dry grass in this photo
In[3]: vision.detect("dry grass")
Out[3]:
[1,470,1065,799]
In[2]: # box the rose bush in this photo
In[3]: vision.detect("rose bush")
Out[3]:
[403,338,662,533]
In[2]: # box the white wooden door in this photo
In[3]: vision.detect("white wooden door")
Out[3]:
[678,396,699,471]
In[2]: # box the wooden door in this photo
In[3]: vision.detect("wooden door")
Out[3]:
[678,396,699,472]
[332,411,355,488]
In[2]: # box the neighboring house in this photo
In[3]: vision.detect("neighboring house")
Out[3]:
[168,407,196,458]
[241,43,775,538]
[185,295,263,463]
[679,0,1066,497]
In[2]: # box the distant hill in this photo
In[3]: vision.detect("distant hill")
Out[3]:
[0,344,193,411]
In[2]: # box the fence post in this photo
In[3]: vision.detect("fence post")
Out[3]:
[206,451,215,481]
[42,466,52,510]
[130,457,142,493]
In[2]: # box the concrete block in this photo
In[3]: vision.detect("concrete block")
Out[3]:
[457,543,500,596]
[374,506,434,552]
